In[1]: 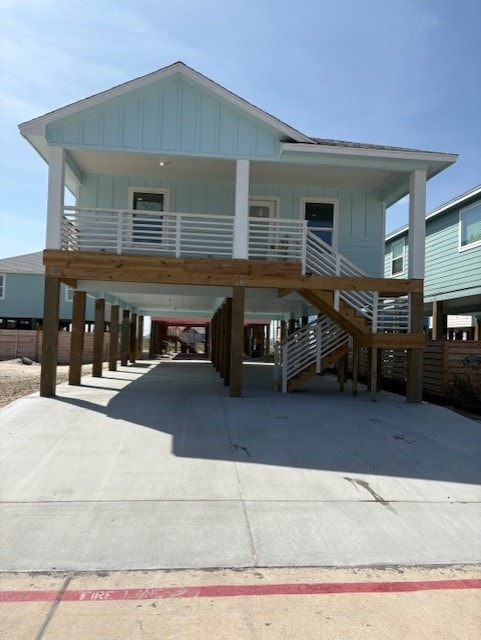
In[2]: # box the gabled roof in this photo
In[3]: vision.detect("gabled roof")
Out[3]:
[19,61,312,144]
[0,252,44,274]
[386,184,481,242]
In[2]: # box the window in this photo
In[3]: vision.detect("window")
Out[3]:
[460,202,481,250]
[0,274,5,299]
[301,198,337,248]
[65,286,74,302]
[391,239,405,275]
[128,188,169,245]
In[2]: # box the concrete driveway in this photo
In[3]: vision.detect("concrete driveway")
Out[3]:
[1,358,480,572]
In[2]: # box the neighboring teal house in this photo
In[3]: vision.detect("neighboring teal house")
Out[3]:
[0,252,97,330]
[18,61,458,399]
[385,185,481,339]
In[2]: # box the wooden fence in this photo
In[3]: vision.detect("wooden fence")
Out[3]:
[355,340,481,402]
[0,330,115,365]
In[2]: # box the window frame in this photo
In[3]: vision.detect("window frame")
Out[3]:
[459,201,481,252]
[0,273,5,300]
[390,238,406,276]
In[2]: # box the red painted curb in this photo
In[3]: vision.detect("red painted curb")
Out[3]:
[1,578,480,603]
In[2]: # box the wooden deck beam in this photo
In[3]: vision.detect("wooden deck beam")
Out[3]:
[43,251,422,294]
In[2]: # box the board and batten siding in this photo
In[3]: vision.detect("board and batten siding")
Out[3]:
[79,176,385,277]
[46,76,281,160]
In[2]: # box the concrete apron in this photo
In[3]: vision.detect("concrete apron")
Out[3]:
[0,359,480,572]
[2,566,481,640]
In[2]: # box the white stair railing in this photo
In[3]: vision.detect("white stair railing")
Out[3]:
[274,315,350,393]
[304,231,409,332]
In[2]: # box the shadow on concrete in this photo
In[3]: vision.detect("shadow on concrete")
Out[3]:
[55,359,481,485]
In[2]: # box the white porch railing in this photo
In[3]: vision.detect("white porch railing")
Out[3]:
[248,218,305,262]
[274,315,350,393]
[61,206,306,262]
[62,206,235,258]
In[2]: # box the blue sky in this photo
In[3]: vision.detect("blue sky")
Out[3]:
[1,0,480,259]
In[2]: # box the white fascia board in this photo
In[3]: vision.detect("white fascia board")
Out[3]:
[425,184,481,221]
[385,225,409,243]
[281,142,458,166]
[19,62,311,143]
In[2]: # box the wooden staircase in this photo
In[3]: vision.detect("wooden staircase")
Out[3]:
[286,341,350,392]
[297,289,371,338]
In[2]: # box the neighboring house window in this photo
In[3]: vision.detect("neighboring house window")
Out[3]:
[65,286,74,302]
[0,274,5,299]
[391,239,405,275]
[460,202,481,250]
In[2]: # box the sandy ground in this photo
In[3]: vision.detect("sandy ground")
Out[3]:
[0,359,93,409]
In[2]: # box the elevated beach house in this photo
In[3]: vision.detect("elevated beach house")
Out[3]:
[19,62,457,399]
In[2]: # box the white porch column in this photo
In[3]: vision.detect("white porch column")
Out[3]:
[233,159,250,259]
[407,169,427,279]
[46,146,66,249]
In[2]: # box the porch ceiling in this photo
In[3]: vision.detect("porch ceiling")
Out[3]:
[76,280,312,321]
[68,149,398,193]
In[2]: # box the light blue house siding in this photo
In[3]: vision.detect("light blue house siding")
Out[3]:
[46,76,282,160]
[424,208,480,302]
[0,273,96,323]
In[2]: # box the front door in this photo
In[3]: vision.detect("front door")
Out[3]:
[128,188,169,245]
[302,199,337,248]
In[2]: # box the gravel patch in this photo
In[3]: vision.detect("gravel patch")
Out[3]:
[0,359,93,409]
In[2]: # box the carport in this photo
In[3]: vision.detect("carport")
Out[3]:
[1,358,480,571]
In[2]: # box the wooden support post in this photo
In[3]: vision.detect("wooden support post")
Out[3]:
[205,323,211,359]
[475,316,481,341]
[370,347,378,402]
[92,298,105,377]
[69,290,86,385]
[224,298,233,386]
[407,291,424,403]
[108,305,119,371]
[230,286,245,397]
[137,315,144,359]
[121,310,130,366]
[432,301,446,340]
[352,343,359,396]
[40,276,60,397]
[219,303,227,379]
[129,312,137,363]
